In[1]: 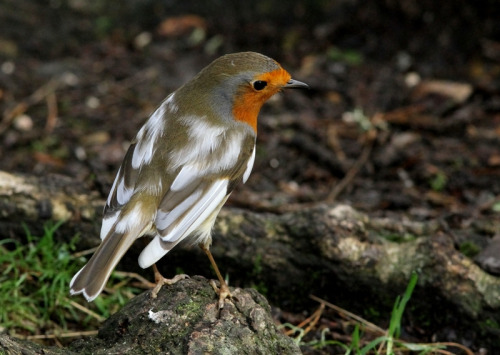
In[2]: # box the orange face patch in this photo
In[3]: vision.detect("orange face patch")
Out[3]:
[232,67,292,132]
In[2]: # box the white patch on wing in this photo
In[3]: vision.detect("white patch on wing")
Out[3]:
[138,179,229,268]
[211,132,243,172]
[170,165,198,191]
[100,210,120,239]
[138,235,164,268]
[170,117,244,174]
[243,147,256,183]
[155,188,202,231]
[116,177,134,205]
[163,179,228,242]
[187,117,225,153]
[191,194,229,247]
[164,92,178,114]
[106,167,122,206]
[132,138,154,169]
[219,132,243,170]
[132,105,166,169]
[115,202,146,233]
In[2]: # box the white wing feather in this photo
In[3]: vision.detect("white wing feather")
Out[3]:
[138,178,228,268]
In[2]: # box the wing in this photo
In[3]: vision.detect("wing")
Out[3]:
[100,96,173,240]
[71,94,178,301]
[138,130,256,268]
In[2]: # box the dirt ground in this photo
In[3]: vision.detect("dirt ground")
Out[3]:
[0,0,499,352]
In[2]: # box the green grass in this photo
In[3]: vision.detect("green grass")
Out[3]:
[281,272,470,354]
[0,221,141,342]
[0,225,472,354]
[347,273,447,354]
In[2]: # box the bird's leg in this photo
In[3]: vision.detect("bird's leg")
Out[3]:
[200,243,232,309]
[150,263,188,298]
[138,238,188,298]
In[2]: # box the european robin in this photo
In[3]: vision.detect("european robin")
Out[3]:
[70,52,308,308]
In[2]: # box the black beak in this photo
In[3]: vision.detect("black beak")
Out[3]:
[285,79,309,89]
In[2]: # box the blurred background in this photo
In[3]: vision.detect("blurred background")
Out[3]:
[0,0,499,352]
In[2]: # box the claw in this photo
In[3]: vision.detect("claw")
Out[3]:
[150,263,188,298]
[151,273,189,298]
[209,279,233,309]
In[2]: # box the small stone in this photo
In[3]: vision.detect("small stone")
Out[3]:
[13,114,33,131]
[134,32,152,49]
[1,61,15,75]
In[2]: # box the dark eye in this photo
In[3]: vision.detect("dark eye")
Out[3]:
[253,80,267,90]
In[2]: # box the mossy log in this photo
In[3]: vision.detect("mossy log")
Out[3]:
[1,170,500,349]
[1,277,300,354]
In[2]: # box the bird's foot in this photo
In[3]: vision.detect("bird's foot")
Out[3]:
[151,273,189,298]
[150,264,189,298]
[199,243,236,309]
[209,279,235,309]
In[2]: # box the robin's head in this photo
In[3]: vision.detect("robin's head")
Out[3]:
[178,52,308,132]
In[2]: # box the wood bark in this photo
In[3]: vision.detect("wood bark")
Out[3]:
[1,277,300,354]
[1,170,500,350]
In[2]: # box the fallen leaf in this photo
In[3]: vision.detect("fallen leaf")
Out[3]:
[488,153,500,166]
[33,152,65,167]
[158,15,206,37]
[412,80,473,103]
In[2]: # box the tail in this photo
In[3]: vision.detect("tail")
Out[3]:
[70,201,154,301]
[70,229,138,301]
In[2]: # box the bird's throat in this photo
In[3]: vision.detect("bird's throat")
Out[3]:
[232,92,263,132]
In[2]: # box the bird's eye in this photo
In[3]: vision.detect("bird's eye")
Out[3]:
[253,80,267,91]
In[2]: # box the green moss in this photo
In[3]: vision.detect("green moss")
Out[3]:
[459,241,480,258]
[380,232,416,243]
[176,299,202,317]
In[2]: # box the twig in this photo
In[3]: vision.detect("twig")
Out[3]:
[113,270,155,288]
[310,295,474,355]
[326,135,375,202]
[0,79,59,135]
[283,302,325,336]
[45,91,58,134]
[69,300,105,322]
[309,294,385,335]
[302,303,324,335]
[72,246,97,258]
[287,132,345,177]
[430,342,474,355]
[24,330,98,340]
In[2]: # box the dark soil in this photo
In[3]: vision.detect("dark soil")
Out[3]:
[1,0,499,353]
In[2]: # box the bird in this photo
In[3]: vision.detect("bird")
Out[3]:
[70,51,308,308]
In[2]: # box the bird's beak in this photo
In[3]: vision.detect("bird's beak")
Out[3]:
[285,79,309,89]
